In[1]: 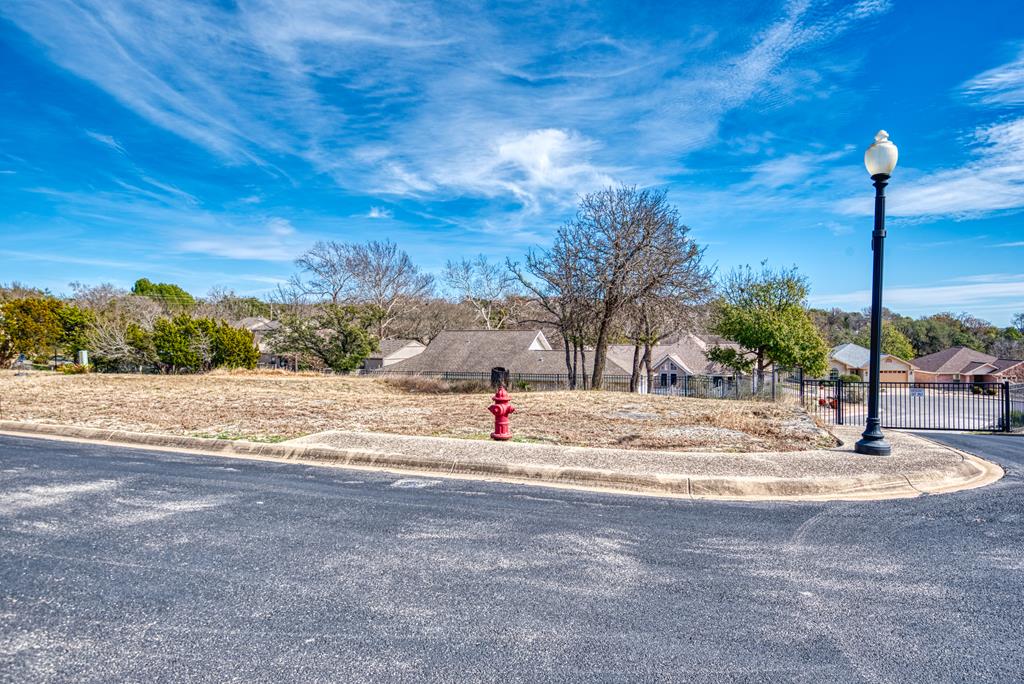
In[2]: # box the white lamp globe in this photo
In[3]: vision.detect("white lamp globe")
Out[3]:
[864,130,898,177]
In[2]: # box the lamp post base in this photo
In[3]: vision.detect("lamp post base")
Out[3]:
[854,433,891,456]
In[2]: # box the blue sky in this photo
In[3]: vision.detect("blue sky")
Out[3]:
[1,0,1022,324]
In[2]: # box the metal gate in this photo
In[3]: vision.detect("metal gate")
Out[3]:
[801,379,1016,432]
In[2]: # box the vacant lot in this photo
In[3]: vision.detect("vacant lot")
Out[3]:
[0,371,835,452]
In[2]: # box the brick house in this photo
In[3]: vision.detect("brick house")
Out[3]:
[827,342,918,382]
[911,346,1024,383]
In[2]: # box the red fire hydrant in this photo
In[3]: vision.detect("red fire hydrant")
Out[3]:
[488,386,515,441]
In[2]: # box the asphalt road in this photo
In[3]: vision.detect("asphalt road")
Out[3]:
[1,433,1023,683]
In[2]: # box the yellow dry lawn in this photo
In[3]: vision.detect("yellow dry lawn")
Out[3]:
[0,371,836,452]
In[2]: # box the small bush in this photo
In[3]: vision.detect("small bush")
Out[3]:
[382,376,491,394]
[448,380,492,394]
[382,376,450,394]
[58,363,92,375]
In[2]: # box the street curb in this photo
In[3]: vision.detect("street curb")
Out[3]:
[0,421,1003,502]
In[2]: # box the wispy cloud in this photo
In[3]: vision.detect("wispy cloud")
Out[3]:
[998,241,1024,247]
[178,217,303,262]
[84,129,126,155]
[962,45,1024,106]
[837,47,1024,219]
[366,206,393,219]
[811,276,1024,310]
[1,0,888,217]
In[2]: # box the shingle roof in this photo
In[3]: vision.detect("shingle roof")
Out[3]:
[831,343,871,370]
[912,346,996,374]
[368,338,424,360]
[606,333,747,376]
[384,329,631,375]
[993,358,1024,372]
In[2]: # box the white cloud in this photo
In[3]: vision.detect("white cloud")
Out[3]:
[744,148,850,189]
[962,46,1024,106]
[837,50,1024,219]
[367,206,393,219]
[998,241,1024,247]
[177,216,303,262]
[84,129,126,154]
[0,0,889,218]
[811,277,1024,310]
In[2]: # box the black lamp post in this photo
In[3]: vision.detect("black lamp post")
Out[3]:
[855,130,898,456]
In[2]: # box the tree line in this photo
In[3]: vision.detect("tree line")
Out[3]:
[0,282,259,372]
[4,183,1019,382]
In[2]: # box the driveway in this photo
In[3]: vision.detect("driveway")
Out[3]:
[2,433,1023,682]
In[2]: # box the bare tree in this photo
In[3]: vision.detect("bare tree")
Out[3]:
[443,255,520,329]
[292,241,356,304]
[510,226,596,389]
[390,298,479,343]
[346,240,434,338]
[290,239,434,339]
[569,185,710,389]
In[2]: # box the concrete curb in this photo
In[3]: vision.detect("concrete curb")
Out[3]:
[0,421,1003,502]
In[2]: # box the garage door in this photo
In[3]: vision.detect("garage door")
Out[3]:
[880,370,908,382]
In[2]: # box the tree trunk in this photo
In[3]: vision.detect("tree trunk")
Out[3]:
[580,345,588,390]
[630,343,642,392]
[756,349,765,392]
[643,343,654,394]
[591,316,610,390]
[562,334,572,389]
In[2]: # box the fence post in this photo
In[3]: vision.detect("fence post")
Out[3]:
[836,378,844,425]
[771,368,776,401]
[1004,380,1012,433]
[799,368,805,402]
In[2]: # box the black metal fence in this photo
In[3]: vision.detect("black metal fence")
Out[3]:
[360,368,781,398]
[802,379,1018,432]
[1011,383,1024,431]
[650,371,778,400]
[359,369,633,392]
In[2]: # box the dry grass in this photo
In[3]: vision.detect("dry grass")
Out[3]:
[0,371,835,452]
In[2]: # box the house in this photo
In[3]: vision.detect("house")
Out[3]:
[237,316,285,367]
[606,333,751,390]
[383,329,632,386]
[827,342,917,382]
[911,346,1024,383]
[362,339,426,370]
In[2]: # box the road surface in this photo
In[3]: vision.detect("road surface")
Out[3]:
[1,433,1023,682]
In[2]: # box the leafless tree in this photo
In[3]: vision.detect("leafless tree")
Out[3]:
[568,185,711,389]
[510,226,596,389]
[346,240,434,338]
[390,298,479,343]
[69,282,124,310]
[291,239,433,339]
[443,255,520,329]
[292,241,356,304]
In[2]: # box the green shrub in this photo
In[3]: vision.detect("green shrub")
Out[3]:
[212,321,258,369]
